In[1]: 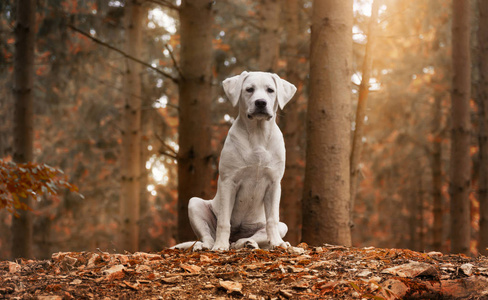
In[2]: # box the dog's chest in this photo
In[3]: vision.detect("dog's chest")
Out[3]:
[247,146,272,167]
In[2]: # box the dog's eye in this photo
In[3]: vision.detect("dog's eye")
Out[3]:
[267,88,275,93]
[246,87,254,93]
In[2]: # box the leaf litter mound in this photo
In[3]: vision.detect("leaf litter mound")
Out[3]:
[1,244,488,299]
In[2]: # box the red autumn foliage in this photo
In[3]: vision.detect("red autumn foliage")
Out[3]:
[0,159,80,215]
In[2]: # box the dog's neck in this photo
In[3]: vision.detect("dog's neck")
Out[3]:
[235,114,276,148]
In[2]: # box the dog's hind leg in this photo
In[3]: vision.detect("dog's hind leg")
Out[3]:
[188,197,217,250]
[232,222,289,249]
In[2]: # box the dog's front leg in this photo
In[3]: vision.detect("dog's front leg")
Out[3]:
[264,182,290,249]
[212,180,237,251]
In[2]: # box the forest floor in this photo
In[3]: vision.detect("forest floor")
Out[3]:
[1,244,488,299]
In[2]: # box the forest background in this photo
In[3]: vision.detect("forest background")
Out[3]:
[0,0,486,260]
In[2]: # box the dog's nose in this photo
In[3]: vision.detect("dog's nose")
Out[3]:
[255,100,267,108]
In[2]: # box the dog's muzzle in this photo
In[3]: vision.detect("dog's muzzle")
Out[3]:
[248,99,272,120]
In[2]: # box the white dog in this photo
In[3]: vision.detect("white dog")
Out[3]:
[174,71,297,251]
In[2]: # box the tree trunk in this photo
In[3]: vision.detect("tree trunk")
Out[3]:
[302,0,352,247]
[11,0,36,259]
[120,0,143,252]
[409,182,418,251]
[177,0,214,242]
[350,0,380,227]
[432,94,444,252]
[478,0,488,256]
[280,0,302,245]
[258,0,280,72]
[449,0,471,255]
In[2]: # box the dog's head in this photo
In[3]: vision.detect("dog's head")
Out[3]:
[223,71,297,121]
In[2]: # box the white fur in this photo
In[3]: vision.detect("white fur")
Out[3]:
[173,71,297,251]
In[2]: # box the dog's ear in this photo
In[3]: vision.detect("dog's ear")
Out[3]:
[223,71,248,107]
[272,74,297,110]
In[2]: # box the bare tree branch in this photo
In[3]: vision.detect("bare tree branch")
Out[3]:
[68,24,179,84]
[159,151,178,160]
[155,134,178,156]
[164,44,183,79]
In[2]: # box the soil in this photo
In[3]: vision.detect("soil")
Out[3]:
[1,244,488,299]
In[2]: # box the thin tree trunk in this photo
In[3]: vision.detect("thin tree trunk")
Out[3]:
[302,0,352,247]
[409,183,418,251]
[478,0,488,256]
[449,0,471,255]
[432,93,444,251]
[418,178,425,251]
[258,0,280,72]
[177,0,214,242]
[350,0,380,227]
[280,0,302,245]
[11,0,36,259]
[120,0,143,252]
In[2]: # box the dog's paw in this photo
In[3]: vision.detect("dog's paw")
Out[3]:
[211,241,230,251]
[232,238,259,249]
[269,239,291,249]
[192,241,210,251]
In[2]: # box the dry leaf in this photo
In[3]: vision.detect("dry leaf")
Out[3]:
[103,264,125,275]
[292,280,309,289]
[219,280,243,294]
[181,264,201,274]
[69,279,82,285]
[135,264,152,273]
[200,255,212,262]
[460,263,474,276]
[8,262,21,273]
[162,276,182,283]
[381,261,438,278]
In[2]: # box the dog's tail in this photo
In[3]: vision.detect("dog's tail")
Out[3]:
[170,241,199,250]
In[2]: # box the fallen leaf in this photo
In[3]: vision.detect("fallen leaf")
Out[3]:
[8,262,21,273]
[280,289,294,298]
[37,296,63,300]
[162,276,182,283]
[69,279,82,285]
[219,280,243,294]
[381,278,409,299]
[459,263,473,276]
[357,270,372,277]
[123,280,140,290]
[287,246,305,255]
[200,255,212,262]
[181,264,201,274]
[103,264,125,275]
[136,264,152,273]
[87,253,101,268]
[381,261,438,278]
[292,280,309,289]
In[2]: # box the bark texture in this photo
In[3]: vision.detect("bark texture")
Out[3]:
[12,0,36,259]
[280,0,302,245]
[449,0,471,255]
[350,0,380,227]
[258,0,280,72]
[177,0,214,242]
[432,93,444,252]
[120,0,143,252]
[478,0,488,256]
[302,0,352,246]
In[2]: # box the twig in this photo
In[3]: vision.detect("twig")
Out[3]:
[165,44,183,79]
[68,24,179,84]
[159,151,178,160]
[155,134,178,156]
